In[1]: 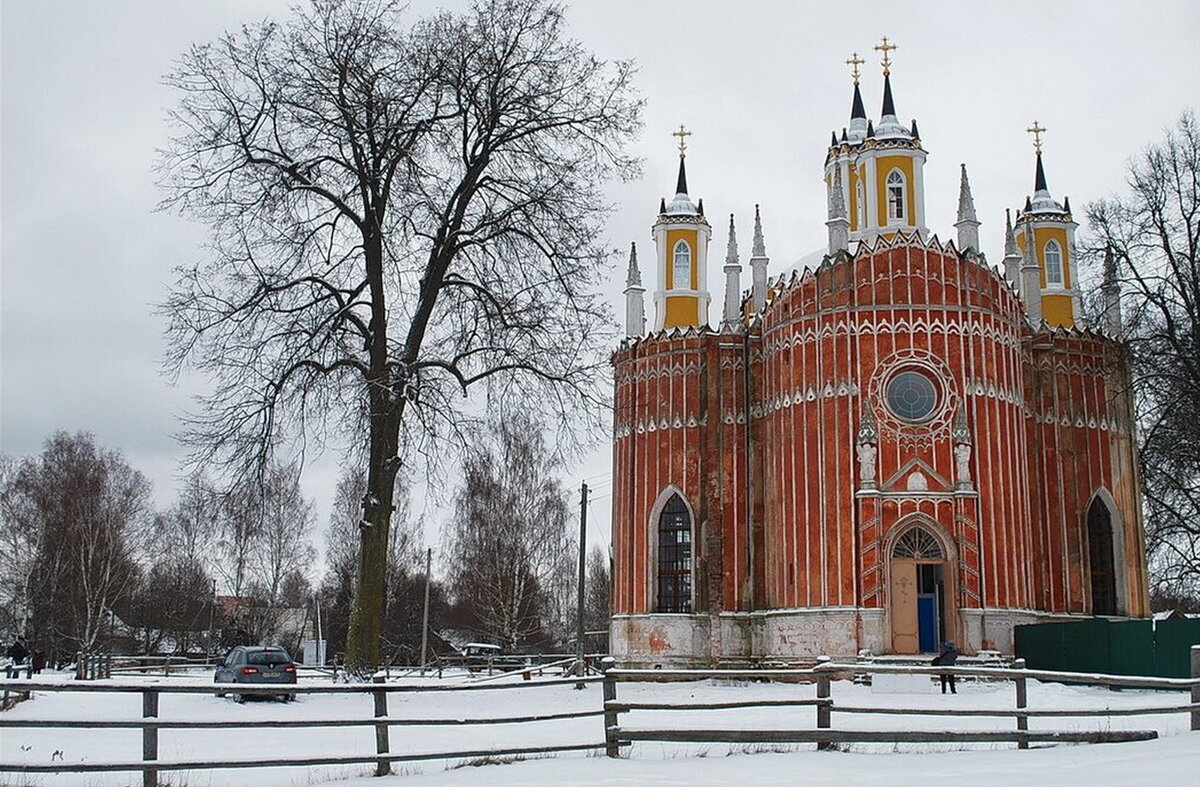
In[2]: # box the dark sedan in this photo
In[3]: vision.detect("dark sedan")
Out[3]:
[214,645,297,701]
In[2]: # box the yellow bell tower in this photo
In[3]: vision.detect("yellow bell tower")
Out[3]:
[1014,121,1080,328]
[825,38,928,246]
[653,125,712,331]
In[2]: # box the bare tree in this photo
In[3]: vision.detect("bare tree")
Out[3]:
[161,473,221,571]
[14,433,153,658]
[444,416,576,651]
[159,0,639,671]
[0,455,38,639]
[252,463,316,604]
[1085,111,1200,602]
[583,545,610,637]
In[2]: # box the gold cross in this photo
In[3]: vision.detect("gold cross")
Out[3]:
[672,124,692,159]
[846,52,865,85]
[1026,120,1047,153]
[874,36,898,76]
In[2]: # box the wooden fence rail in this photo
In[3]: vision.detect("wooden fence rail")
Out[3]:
[602,645,1200,755]
[0,675,606,786]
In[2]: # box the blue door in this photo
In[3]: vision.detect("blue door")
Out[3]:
[917,596,936,653]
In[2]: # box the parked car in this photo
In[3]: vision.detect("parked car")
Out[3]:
[461,642,502,673]
[214,645,297,701]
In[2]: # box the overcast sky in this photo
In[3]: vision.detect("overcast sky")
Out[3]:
[3,1,1198,564]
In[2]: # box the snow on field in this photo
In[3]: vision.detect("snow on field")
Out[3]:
[1,670,1196,786]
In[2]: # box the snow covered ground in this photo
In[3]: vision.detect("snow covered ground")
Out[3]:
[1,670,1196,786]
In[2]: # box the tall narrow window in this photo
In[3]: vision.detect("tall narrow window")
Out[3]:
[672,240,691,290]
[1087,498,1117,615]
[856,181,866,229]
[1044,239,1063,286]
[657,493,692,613]
[886,170,906,222]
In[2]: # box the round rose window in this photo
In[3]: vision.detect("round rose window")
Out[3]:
[886,370,938,422]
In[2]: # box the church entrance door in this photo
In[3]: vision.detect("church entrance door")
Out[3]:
[889,526,951,654]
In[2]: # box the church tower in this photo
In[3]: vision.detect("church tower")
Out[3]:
[652,126,712,331]
[1014,122,1080,328]
[825,39,928,246]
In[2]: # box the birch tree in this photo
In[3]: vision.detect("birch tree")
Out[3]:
[159,0,639,671]
[444,416,575,651]
[16,432,152,656]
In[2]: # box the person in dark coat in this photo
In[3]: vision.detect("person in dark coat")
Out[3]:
[31,648,47,674]
[5,637,28,678]
[932,641,959,694]
[6,637,27,665]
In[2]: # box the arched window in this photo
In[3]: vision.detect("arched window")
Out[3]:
[855,181,866,229]
[657,493,692,613]
[886,170,906,223]
[1044,239,1064,286]
[672,240,691,290]
[893,526,944,560]
[1087,498,1117,615]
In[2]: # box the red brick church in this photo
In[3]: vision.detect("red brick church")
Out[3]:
[609,43,1149,665]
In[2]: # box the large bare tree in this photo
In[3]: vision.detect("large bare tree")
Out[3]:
[1086,111,1200,603]
[159,0,638,671]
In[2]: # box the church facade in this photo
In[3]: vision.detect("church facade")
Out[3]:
[609,45,1150,665]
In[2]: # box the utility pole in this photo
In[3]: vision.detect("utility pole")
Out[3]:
[575,481,588,688]
[208,578,217,659]
[419,547,432,674]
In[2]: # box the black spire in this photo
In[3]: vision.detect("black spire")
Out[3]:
[866,120,875,138]
[841,127,848,142]
[881,73,896,117]
[1063,195,1071,213]
[910,119,919,138]
[831,130,838,147]
[1034,151,1048,192]
[1024,195,1033,212]
[851,83,866,120]
[675,157,689,195]
[659,197,667,214]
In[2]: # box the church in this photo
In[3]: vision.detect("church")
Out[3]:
[609,41,1150,665]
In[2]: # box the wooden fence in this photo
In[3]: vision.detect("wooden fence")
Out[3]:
[601,645,1200,756]
[0,675,605,786]
[2,645,1197,783]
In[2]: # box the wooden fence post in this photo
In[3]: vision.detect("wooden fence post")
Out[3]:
[142,689,159,787]
[816,657,832,751]
[1013,658,1028,749]
[601,657,619,758]
[1191,645,1199,732]
[373,687,391,776]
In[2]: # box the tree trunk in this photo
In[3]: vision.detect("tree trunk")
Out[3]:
[344,228,404,675]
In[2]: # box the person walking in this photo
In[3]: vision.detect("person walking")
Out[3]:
[6,637,28,665]
[5,637,28,679]
[932,641,959,694]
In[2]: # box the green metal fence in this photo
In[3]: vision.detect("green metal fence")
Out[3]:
[1015,617,1200,678]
